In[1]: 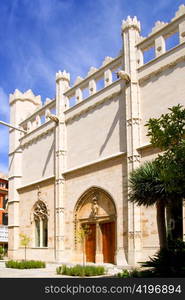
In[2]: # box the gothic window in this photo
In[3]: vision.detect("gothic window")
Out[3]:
[33,201,48,247]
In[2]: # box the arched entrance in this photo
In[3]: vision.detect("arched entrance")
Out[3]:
[74,187,117,264]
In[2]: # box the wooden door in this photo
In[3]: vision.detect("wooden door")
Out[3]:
[85,224,96,262]
[101,222,115,264]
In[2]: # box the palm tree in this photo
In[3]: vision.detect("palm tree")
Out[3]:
[129,161,169,249]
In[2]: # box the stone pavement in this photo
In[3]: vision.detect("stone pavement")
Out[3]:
[0,261,129,278]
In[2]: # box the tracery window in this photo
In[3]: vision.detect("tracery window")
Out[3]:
[33,201,48,247]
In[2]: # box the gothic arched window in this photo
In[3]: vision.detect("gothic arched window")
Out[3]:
[33,201,48,247]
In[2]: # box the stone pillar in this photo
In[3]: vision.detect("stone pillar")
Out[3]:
[89,79,96,95]
[8,89,41,259]
[179,21,185,43]
[121,16,142,265]
[155,36,166,57]
[40,219,43,247]
[55,70,70,262]
[75,88,83,103]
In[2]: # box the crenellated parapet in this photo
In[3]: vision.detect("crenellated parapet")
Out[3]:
[150,21,168,35]
[56,70,70,83]
[101,56,113,66]
[9,89,41,106]
[122,16,141,33]
[87,66,98,76]
[64,54,123,107]
[172,4,185,21]
[135,4,185,67]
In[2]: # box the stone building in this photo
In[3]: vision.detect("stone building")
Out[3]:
[8,5,185,265]
[0,173,8,250]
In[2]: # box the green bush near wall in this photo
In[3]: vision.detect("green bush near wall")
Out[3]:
[5,260,46,269]
[0,246,4,260]
[56,264,105,277]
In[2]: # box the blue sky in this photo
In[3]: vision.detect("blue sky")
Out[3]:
[0,0,184,174]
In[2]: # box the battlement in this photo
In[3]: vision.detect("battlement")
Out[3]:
[14,4,185,135]
[136,4,185,66]
[10,89,42,106]
[122,16,141,32]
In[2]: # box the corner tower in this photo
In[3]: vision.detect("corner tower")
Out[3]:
[8,89,41,258]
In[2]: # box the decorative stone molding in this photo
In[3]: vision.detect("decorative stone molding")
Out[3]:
[102,56,113,66]
[33,200,49,221]
[56,150,66,156]
[172,4,185,21]
[56,235,65,241]
[116,70,130,83]
[88,66,98,76]
[10,89,41,106]
[56,178,65,185]
[31,186,50,222]
[56,207,65,214]
[56,70,70,83]
[127,118,141,126]
[139,54,185,84]
[122,16,141,33]
[46,112,59,123]
[90,192,99,217]
[21,126,54,149]
[128,231,141,239]
[127,154,141,163]
[150,21,168,35]
[65,89,121,124]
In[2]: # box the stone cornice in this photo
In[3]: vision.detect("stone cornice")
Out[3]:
[64,55,122,97]
[19,99,56,126]
[17,175,55,191]
[62,152,125,175]
[136,143,151,150]
[20,120,55,148]
[136,12,185,49]
[65,81,123,124]
[8,175,22,180]
[138,52,185,84]
[8,200,20,204]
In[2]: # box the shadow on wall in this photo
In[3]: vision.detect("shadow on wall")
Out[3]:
[42,139,55,177]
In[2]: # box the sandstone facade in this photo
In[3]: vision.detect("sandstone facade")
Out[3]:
[8,5,185,265]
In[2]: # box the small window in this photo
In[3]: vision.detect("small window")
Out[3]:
[33,201,48,247]
[3,196,8,210]
[3,213,8,225]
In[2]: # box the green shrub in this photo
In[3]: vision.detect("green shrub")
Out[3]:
[141,240,185,277]
[117,268,147,278]
[56,264,105,277]
[117,269,130,277]
[5,260,46,269]
[0,246,4,260]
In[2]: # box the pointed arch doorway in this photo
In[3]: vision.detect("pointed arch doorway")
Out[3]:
[74,187,117,264]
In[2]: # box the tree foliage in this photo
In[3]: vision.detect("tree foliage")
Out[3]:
[146,104,185,195]
[129,161,170,206]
